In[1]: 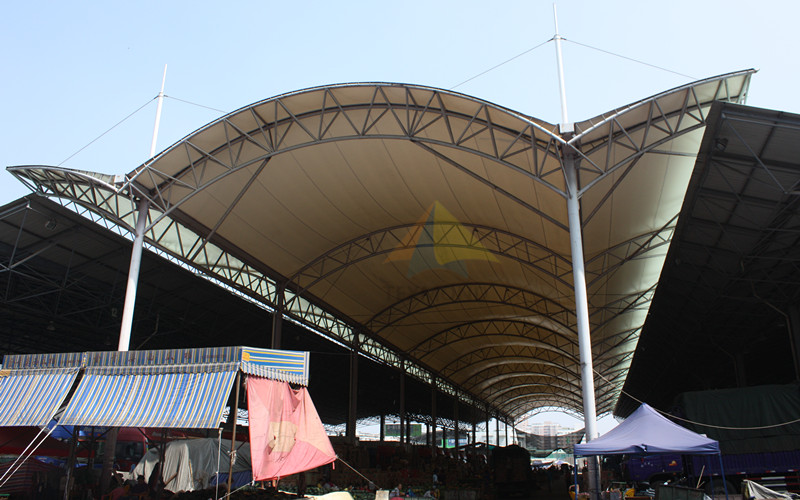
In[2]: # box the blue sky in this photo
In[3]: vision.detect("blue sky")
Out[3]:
[4,0,796,205]
[2,0,797,432]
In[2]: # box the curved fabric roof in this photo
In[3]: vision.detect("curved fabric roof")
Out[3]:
[9,70,754,422]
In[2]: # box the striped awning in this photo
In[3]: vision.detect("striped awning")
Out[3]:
[5,346,310,429]
[240,346,309,385]
[60,348,239,428]
[0,353,82,427]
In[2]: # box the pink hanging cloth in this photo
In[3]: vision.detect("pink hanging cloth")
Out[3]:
[246,377,336,481]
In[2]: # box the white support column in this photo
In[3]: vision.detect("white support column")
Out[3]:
[117,198,150,351]
[565,153,601,499]
[552,5,599,497]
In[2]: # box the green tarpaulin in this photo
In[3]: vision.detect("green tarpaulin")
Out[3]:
[675,383,800,454]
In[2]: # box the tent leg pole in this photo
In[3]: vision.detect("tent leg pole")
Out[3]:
[717,453,729,500]
[574,458,579,496]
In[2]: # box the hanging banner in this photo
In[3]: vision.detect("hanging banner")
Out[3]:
[246,377,336,480]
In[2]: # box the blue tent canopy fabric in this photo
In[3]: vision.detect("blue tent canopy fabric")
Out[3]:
[574,403,720,456]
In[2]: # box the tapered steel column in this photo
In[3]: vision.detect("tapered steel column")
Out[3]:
[565,148,600,499]
[118,198,149,351]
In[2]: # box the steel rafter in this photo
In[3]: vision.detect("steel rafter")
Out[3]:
[439,347,579,381]
[367,283,575,336]
[408,319,579,364]
[585,217,678,287]
[284,222,574,296]
[469,370,582,397]
[591,327,642,357]
[589,287,655,327]
[124,85,568,222]
[569,70,753,196]
[499,392,586,416]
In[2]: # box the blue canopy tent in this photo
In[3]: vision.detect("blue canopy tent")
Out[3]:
[573,403,728,499]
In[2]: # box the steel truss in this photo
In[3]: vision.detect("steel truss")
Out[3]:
[8,71,754,422]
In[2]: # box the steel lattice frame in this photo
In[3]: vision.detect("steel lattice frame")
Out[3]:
[9,71,754,425]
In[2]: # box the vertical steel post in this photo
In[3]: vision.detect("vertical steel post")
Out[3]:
[271,283,284,349]
[431,381,437,451]
[565,155,601,499]
[565,155,599,434]
[486,412,490,446]
[347,332,360,444]
[400,364,406,444]
[553,6,600,497]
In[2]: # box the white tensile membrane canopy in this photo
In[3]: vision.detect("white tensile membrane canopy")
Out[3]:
[8,70,754,422]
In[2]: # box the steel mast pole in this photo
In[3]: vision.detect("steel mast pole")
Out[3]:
[102,66,164,497]
[150,64,167,158]
[117,65,167,351]
[553,4,600,499]
[553,5,569,127]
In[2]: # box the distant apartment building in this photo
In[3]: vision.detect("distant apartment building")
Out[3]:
[517,421,584,456]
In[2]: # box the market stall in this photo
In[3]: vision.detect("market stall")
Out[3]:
[573,403,727,500]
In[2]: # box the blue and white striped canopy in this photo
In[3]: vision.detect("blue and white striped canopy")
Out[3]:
[0,352,83,427]
[60,369,238,428]
[56,346,308,428]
